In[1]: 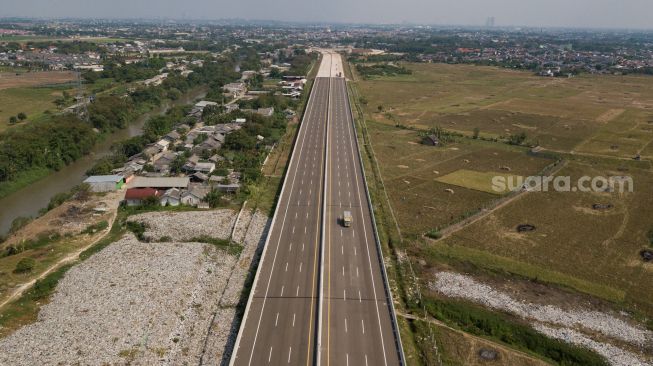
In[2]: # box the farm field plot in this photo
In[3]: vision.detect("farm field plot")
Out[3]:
[358,63,653,154]
[435,169,519,195]
[437,159,653,311]
[366,120,554,236]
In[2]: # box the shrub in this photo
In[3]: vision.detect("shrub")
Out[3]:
[425,229,442,240]
[126,221,147,241]
[14,257,36,274]
[648,228,653,246]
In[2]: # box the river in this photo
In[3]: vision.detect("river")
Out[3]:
[0,87,207,236]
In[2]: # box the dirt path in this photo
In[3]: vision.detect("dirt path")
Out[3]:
[0,209,118,311]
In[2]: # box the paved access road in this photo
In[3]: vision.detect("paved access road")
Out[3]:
[230,77,330,366]
[319,77,402,366]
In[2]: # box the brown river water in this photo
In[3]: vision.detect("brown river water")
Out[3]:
[0,87,206,236]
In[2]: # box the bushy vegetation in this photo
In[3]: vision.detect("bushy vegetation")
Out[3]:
[126,221,148,241]
[423,298,609,366]
[425,229,442,239]
[356,63,412,79]
[648,228,653,246]
[189,235,242,255]
[0,115,96,183]
[13,257,36,274]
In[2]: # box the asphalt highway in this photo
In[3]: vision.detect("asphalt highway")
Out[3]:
[319,76,402,366]
[230,77,329,366]
[230,53,402,366]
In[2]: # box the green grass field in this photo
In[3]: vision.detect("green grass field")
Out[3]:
[0,86,74,131]
[435,169,520,194]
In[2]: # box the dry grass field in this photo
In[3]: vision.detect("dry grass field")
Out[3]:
[359,63,653,157]
[366,120,554,236]
[0,71,76,90]
[438,158,653,311]
[354,62,653,322]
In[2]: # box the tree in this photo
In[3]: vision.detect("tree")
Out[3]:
[508,132,528,146]
[205,188,223,208]
[377,105,384,112]
[9,116,18,124]
[17,112,27,121]
[473,127,480,139]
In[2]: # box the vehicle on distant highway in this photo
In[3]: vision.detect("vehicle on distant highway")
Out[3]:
[342,210,353,227]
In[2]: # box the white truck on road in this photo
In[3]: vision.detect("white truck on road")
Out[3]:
[342,211,353,227]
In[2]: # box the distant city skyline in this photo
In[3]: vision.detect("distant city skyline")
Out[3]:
[1,0,652,30]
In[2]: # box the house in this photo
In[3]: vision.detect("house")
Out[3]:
[181,186,210,206]
[129,177,190,190]
[194,162,216,174]
[124,188,160,206]
[422,134,440,146]
[256,107,274,117]
[191,172,209,183]
[160,188,182,206]
[83,175,125,192]
[152,151,177,172]
[216,183,241,193]
[223,82,247,96]
[156,139,170,151]
[164,130,181,142]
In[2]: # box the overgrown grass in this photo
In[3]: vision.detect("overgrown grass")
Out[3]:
[189,235,242,256]
[1,232,63,258]
[422,298,609,366]
[81,220,109,235]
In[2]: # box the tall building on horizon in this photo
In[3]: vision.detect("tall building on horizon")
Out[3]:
[486,16,495,27]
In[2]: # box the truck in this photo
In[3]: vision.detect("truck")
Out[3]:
[342,211,353,227]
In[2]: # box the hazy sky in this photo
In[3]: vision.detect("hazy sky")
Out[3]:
[1,0,651,29]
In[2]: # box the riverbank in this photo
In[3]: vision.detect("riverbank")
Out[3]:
[0,86,207,236]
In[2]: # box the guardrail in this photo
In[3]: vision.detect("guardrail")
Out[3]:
[343,78,407,366]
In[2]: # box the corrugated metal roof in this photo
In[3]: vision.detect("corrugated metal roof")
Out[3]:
[130,176,190,189]
[84,175,123,183]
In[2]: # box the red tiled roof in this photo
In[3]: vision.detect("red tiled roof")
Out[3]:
[125,188,160,200]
